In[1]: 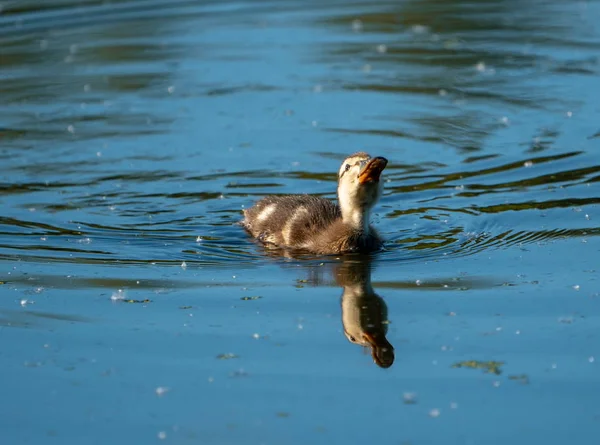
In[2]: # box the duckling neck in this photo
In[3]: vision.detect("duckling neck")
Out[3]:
[341,206,370,234]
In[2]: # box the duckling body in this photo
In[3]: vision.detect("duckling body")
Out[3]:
[242,153,387,254]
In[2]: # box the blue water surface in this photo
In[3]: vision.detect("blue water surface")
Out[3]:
[1,0,599,444]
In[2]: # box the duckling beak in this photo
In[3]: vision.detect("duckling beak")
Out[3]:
[363,332,395,368]
[358,157,388,184]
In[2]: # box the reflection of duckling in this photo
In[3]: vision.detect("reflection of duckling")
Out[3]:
[335,256,394,368]
[242,153,387,254]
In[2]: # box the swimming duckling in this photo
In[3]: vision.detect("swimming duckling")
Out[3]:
[242,152,388,254]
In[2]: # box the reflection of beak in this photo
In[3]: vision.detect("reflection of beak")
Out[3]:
[363,332,395,368]
[358,157,388,184]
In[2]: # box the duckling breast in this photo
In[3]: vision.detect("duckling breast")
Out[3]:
[310,221,384,254]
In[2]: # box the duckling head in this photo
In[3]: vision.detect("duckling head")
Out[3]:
[337,152,388,232]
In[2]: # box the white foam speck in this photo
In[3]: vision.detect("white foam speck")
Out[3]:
[429,408,440,418]
[411,24,429,34]
[111,289,126,301]
[181,261,187,269]
[403,392,417,403]
[351,19,363,32]
[155,386,170,396]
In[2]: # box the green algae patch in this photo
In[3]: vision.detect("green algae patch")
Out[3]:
[216,353,239,360]
[123,298,152,304]
[509,374,530,384]
[295,279,308,288]
[452,360,504,375]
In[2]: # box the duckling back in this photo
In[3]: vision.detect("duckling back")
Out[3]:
[242,195,340,250]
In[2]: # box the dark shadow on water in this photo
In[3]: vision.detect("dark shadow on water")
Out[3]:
[0,308,92,328]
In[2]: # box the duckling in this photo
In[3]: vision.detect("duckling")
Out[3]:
[242,152,388,254]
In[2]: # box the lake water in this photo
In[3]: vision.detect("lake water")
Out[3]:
[1,0,599,443]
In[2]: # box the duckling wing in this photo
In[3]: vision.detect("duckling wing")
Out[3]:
[242,195,340,248]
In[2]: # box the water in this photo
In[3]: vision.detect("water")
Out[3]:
[1,0,599,443]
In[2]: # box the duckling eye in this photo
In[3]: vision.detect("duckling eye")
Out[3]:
[344,164,351,172]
